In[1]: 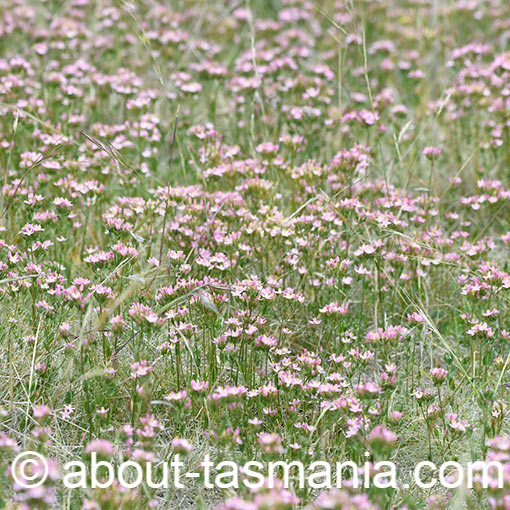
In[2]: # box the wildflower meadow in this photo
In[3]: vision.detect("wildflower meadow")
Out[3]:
[1,0,510,508]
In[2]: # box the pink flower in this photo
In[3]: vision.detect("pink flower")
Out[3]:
[85,440,114,456]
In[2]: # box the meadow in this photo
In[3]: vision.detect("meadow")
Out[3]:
[1,0,510,508]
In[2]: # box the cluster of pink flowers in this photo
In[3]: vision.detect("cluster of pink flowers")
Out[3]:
[0,0,510,509]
